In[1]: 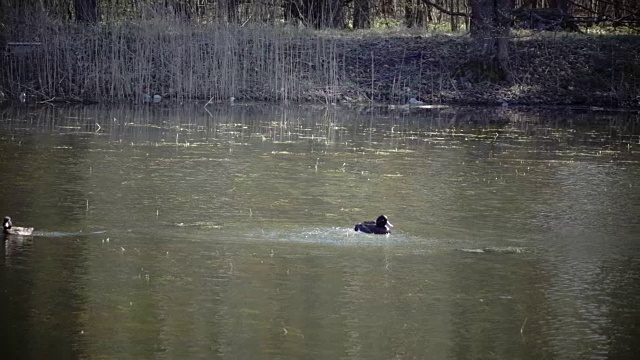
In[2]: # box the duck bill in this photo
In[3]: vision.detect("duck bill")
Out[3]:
[387,221,393,228]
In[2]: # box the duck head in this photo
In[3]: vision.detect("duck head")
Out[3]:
[376,215,392,228]
[3,216,11,230]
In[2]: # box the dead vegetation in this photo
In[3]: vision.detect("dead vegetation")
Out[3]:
[1,16,639,108]
[339,31,640,108]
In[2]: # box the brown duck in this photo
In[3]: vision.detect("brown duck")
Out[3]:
[3,216,34,236]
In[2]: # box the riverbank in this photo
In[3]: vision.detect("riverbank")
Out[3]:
[1,20,639,108]
[340,31,640,108]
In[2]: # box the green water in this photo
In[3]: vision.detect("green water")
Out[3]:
[1,104,639,359]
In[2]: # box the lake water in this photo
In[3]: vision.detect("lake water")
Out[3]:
[1,103,639,359]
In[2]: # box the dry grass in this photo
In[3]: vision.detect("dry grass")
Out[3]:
[2,14,639,108]
[2,16,344,104]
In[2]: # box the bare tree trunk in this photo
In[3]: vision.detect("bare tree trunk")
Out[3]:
[284,0,345,28]
[405,0,415,28]
[469,0,511,82]
[353,0,371,29]
[496,0,511,80]
[227,0,240,24]
[74,0,98,22]
[449,0,457,31]
[548,0,569,14]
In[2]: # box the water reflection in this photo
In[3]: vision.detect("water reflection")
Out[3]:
[0,104,639,359]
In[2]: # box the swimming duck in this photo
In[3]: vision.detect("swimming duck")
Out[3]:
[3,216,34,236]
[354,215,392,234]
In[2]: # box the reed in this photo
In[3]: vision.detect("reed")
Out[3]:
[2,12,639,107]
[2,16,346,104]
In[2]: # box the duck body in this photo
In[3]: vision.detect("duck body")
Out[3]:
[3,216,34,236]
[354,215,392,235]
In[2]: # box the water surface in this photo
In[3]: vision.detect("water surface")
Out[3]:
[1,104,639,359]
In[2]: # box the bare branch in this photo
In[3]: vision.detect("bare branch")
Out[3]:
[419,0,468,18]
